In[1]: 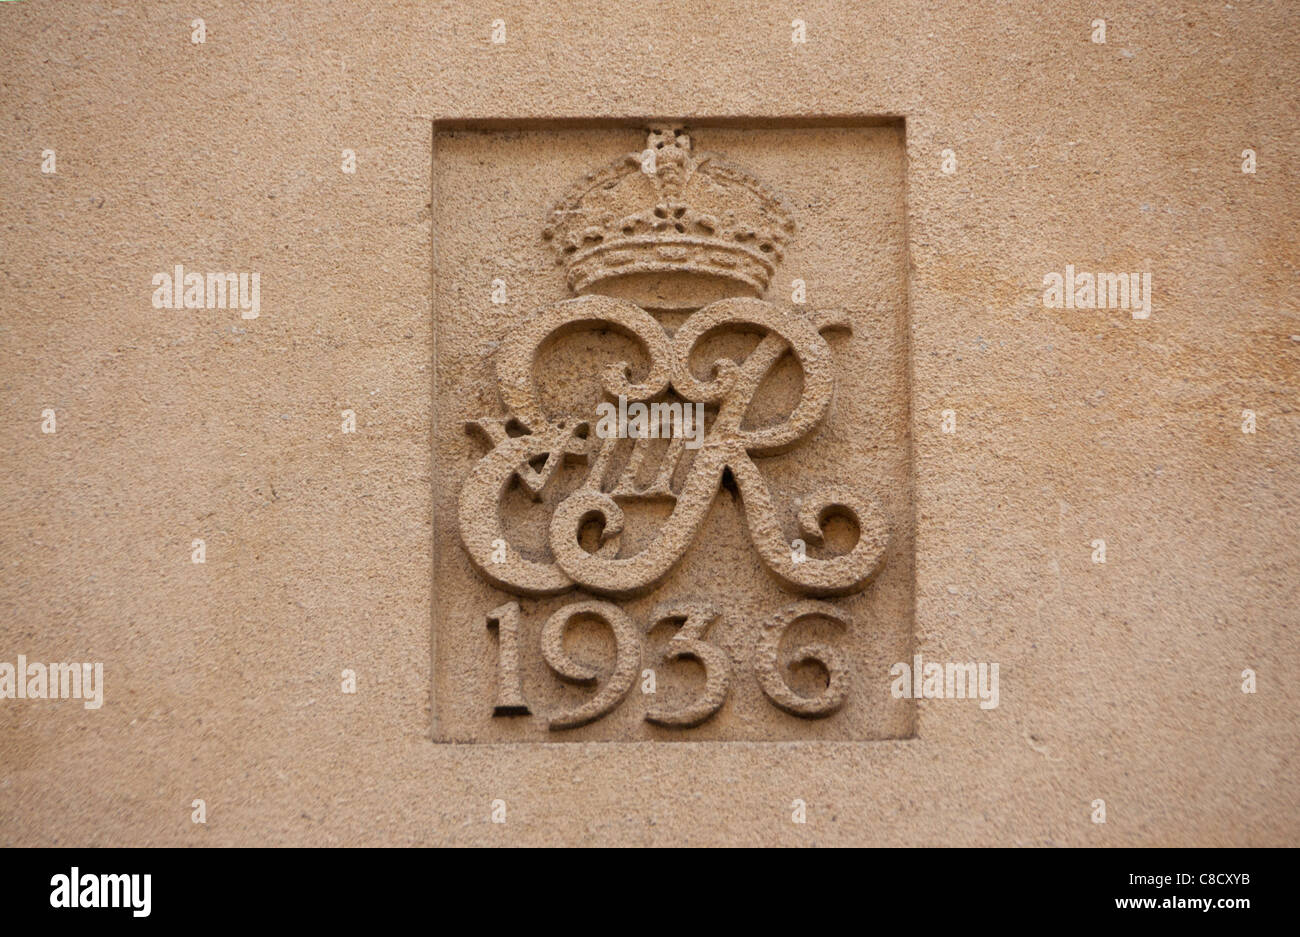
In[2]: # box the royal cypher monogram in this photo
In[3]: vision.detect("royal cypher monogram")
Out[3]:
[455,127,890,728]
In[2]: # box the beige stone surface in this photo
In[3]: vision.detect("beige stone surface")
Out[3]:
[1,0,1296,845]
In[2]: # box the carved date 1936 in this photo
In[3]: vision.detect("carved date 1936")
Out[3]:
[485,599,851,730]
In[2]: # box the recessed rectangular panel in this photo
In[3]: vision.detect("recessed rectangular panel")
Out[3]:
[433,122,913,741]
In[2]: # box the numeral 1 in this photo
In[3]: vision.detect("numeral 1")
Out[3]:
[486,602,530,716]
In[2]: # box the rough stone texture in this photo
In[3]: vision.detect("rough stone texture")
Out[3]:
[0,1,1296,845]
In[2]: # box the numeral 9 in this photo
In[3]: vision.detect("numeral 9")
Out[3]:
[541,600,639,730]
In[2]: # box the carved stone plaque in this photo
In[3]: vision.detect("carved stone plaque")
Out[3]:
[433,123,913,741]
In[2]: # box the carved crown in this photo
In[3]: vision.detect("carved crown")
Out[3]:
[542,127,796,301]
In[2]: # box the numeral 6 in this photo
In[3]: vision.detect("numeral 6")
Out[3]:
[755,600,851,718]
